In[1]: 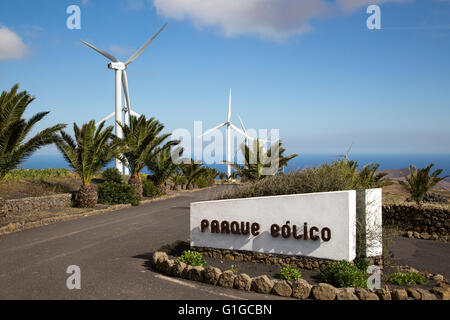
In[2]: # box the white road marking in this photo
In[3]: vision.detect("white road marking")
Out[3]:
[154,274,247,300]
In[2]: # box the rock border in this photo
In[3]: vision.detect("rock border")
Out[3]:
[151,250,450,300]
[192,246,383,272]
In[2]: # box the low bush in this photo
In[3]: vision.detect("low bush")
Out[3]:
[102,168,123,183]
[354,257,370,273]
[387,272,426,286]
[97,181,140,206]
[279,265,302,281]
[319,260,368,288]
[176,250,206,267]
[216,160,390,200]
[142,179,162,197]
[196,174,215,188]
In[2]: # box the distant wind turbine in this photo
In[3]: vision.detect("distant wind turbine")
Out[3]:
[81,23,167,174]
[336,142,354,162]
[200,89,247,178]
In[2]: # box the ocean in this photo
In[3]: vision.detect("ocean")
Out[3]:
[20,153,450,175]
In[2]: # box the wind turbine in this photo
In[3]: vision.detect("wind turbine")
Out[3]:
[238,115,272,146]
[81,23,167,174]
[238,115,251,147]
[336,142,354,162]
[200,89,247,178]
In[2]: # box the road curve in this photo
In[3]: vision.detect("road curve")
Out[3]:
[0,186,280,300]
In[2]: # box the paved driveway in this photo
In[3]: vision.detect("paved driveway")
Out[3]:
[0,187,280,299]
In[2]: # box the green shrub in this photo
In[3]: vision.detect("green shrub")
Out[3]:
[98,181,140,206]
[196,174,215,188]
[280,265,302,281]
[102,168,123,183]
[216,160,390,200]
[387,272,426,286]
[319,260,368,288]
[142,178,161,197]
[354,257,370,272]
[176,250,206,266]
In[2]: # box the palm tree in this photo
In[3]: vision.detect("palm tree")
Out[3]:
[0,84,66,217]
[399,163,448,205]
[146,145,183,192]
[228,139,297,181]
[56,120,117,208]
[355,163,392,189]
[266,140,298,174]
[180,159,205,189]
[118,115,177,199]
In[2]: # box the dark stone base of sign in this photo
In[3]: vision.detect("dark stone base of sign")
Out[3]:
[192,246,383,271]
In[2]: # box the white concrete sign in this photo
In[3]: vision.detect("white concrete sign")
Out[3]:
[356,188,383,258]
[191,190,359,261]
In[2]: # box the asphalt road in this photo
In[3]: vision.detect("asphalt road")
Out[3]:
[0,186,280,300]
[0,186,448,299]
[390,236,450,279]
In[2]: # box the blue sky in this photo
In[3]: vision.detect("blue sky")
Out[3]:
[0,0,449,156]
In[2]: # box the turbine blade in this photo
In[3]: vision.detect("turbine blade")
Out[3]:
[228,88,232,122]
[130,110,141,117]
[96,112,115,126]
[238,115,247,134]
[80,40,118,62]
[122,70,131,112]
[346,142,354,155]
[230,123,247,138]
[125,23,167,66]
[199,123,226,137]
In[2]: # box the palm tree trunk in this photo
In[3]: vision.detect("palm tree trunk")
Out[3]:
[128,172,143,200]
[73,184,98,208]
[0,197,7,218]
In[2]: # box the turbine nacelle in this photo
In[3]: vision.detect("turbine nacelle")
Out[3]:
[108,62,126,70]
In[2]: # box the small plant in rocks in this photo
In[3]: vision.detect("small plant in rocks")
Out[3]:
[176,250,206,267]
[319,260,368,288]
[230,265,239,274]
[279,265,302,281]
[387,272,426,286]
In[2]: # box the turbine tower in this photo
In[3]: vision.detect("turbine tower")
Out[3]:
[81,23,167,174]
[200,89,247,178]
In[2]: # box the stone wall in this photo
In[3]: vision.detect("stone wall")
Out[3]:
[382,203,449,241]
[5,194,72,214]
[193,246,383,271]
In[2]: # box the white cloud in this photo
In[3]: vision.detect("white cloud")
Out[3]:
[0,26,29,61]
[335,0,406,13]
[153,0,406,41]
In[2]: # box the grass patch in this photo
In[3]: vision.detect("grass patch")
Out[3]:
[387,272,426,286]
[4,168,71,180]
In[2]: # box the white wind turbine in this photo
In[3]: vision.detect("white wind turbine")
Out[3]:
[336,142,354,162]
[200,89,247,179]
[81,23,167,174]
[238,115,272,146]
